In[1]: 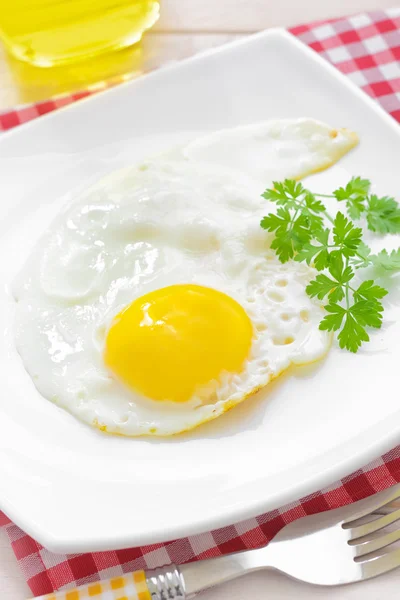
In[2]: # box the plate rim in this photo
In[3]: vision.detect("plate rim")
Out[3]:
[1,27,400,553]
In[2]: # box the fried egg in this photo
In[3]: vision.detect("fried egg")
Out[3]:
[12,118,358,436]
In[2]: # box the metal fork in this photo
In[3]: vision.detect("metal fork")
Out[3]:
[35,485,400,600]
[171,485,400,598]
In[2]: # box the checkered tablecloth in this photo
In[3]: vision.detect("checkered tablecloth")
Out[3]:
[1,8,400,597]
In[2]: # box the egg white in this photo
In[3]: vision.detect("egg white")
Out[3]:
[12,118,357,436]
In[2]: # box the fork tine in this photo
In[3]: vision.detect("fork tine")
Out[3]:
[354,528,400,557]
[349,507,400,540]
[343,486,400,526]
[361,546,400,580]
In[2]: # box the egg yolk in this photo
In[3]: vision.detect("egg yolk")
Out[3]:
[104,284,253,403]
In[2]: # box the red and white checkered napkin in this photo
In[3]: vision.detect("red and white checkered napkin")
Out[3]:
[1,8,400,597]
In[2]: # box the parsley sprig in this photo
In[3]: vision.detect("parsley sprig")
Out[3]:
[260,177,400,352]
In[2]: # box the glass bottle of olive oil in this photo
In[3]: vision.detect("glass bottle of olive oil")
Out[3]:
[0,0,159,67]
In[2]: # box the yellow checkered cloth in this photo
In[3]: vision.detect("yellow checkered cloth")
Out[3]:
[35,570,151,600]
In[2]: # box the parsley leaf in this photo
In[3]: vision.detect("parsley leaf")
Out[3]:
[261,181,324,262]
[307,274,343,301]
[302,192,324,232]
[352,241,372,269]
[337,311,370,353]
[328,253,354,288]
[261,209,311,263]
[269,235,294,263]
[320,300,382,353]
[366,195,400,233]
[294,228,330,270]
[333,176,370,219]
[319,302,346,332]
[313,266,383,351]
[332,212,362,257]
[262,179,306,208]
[353,280,388,307]
[260,208,289,233]
[371,248,400,271]
[306,255,354,303]
[304,192,325,214]
[351,299,384,329]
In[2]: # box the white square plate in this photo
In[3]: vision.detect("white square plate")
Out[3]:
[1,29,400,553]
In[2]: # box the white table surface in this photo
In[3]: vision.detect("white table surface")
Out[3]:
[1,0,398,597]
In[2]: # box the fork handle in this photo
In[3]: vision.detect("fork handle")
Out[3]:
[32,566,185,600]
[32,553,259,599]
[180,551,264,596]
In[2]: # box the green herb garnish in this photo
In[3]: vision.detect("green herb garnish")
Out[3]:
[261,177,400,352]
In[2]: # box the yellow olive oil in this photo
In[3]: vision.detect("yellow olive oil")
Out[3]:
[0,0,159,67]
